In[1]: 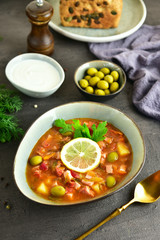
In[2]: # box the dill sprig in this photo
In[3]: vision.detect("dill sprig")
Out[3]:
[0,85,24,143]
[0,86,23,113]
[0,113,24,143]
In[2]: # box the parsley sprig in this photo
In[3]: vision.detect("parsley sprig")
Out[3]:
[54,119,108,142]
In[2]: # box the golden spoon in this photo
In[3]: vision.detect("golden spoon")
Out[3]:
[75,170,160,240]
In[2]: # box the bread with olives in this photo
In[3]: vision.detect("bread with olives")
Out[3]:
[59,0,123,29]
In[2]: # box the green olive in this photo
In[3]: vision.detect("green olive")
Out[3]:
[84,75,91,80]
[110,82,119,93]
[104,75,114,84]
[107,152,118,162]
[85,86,94,94]
[95,71,104,79]
[100,67,110,75]
[29,156,42,166]
[87,67,98,76]
[104,89,110,95]
[97,80,109,90]
[106,176,116,188]
[95,89,105,95]
[111,71,119,81]
[51,185,66,197]
[89,76,100,86]
[79,79,89,88]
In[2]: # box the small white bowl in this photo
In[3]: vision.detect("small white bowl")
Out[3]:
[5,53,65,98]
[14,102,145,206]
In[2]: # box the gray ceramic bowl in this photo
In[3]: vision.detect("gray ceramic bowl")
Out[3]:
[14,102,145,206]
[5,53,65,98]
[74,60,126,100]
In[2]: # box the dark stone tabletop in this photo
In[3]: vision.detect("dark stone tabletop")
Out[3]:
[0,0,159,239]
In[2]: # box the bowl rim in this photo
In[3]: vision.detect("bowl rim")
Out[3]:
[5,53,65,94]
[13,101,145,206]
[74,60,126,97]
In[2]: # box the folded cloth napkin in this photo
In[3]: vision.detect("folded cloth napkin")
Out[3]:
[89,24,160,121]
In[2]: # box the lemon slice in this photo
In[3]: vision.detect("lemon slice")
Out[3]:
[61,138,101,173]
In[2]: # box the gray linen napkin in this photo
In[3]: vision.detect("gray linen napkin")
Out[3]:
[89,24,160,121]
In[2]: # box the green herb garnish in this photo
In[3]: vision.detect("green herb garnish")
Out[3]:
[0,86,23,113]
[54,119,108,142]
[0,113,24,143]
[0,85,24,143]
[54,119,73,134]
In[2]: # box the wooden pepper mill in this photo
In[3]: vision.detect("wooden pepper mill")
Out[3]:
[26,0,54,55]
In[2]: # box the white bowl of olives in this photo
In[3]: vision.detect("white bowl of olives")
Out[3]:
[74,60,126,99]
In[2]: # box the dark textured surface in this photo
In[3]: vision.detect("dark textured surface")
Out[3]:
[0,1,160,240]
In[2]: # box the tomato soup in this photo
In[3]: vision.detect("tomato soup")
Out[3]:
[26,118,133,203]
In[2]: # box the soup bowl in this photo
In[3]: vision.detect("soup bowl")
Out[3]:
[14,102,145,205]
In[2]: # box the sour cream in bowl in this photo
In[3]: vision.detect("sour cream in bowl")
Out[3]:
[5,53,65,98]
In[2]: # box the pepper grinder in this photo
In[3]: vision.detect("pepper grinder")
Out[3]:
[26,0,54,55]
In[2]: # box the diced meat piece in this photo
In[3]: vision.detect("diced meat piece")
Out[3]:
[74,181,81,190]
[70,170,80,179]
[100,157,106,165]
[55,151,61,160]
[52,144,61,151]
[31,165,40,171]
[33,169,42,178]
[64,170,73,182]
[104,137,113,144]
[41,135,53,148]
[97,141,106,150]
[62,136,72,143]
[101,152,107,159]
[55,166,65,177]
[106,164,113,174]
[66,192,74,200]
[110,129,123,135]
[56,160,63,168]
[80,186,95,197]
[36,147,46,156]
[67,180,75,188]
[120,157,128,162]
[110,143,117,151]
[65,186,74,193]
[40,162,48,171]
[82,179,94,186]
[32,166,42,178]
[118,164,127,174]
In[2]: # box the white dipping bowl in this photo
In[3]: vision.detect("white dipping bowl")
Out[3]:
[14,102,145,206]
[5,53,65,98]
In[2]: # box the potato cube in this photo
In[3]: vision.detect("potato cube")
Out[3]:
[37,182,49,195]
[117,142,130,156]
[91,183,101,194]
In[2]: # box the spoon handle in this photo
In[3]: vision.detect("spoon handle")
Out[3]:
[75,198,135,240]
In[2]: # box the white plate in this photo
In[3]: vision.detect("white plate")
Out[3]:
[48,0,147,42]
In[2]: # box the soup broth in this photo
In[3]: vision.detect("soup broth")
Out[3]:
[26,118,133,203]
